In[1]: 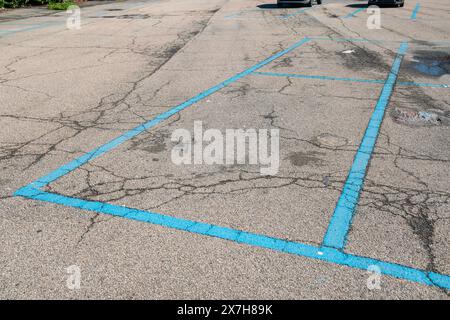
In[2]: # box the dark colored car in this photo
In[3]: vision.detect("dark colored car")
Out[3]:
[368,0,405,7]
[277,0,322,7]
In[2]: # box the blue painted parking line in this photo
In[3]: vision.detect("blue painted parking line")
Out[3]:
[253,71,386,84]
[310,36,385,43]
[280,8,311,20]
[224,12,243,19]
[411,3,421,20]
[310,36,450,46]
[343,7,366,19]
[253,71,450,88]
[399,81,449,88]
[15,184,450,290]
[14,37,450,291]
[322,42,409,250]
[224,9,262,20]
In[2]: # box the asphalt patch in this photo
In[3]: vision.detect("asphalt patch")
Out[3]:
[313,133,348,148]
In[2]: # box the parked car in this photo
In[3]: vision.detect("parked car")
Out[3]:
[368,0,405,7]
[277,0,322,7]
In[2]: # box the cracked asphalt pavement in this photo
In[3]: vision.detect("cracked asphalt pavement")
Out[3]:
[1,0,449,299]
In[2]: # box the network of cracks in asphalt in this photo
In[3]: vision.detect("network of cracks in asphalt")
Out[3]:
[0,13,449,294]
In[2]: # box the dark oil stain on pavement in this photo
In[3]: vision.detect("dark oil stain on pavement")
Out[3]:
[157,43,185,59]
[288,151,325,167]
[313,133,348,148]
[129,131,168,153]
[117,14,150,19]
[144,143,166,153]
[338,47,388,73]
[405,50,450,77]
[272,57,293,69]
[406,214,436,271]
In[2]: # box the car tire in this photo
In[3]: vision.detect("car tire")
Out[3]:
[317,0,322,4]
[306,0,312,7]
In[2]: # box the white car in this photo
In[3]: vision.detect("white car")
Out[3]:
[277,0,322,7]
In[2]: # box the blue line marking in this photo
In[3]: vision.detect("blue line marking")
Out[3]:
[343,7,366,19]
[399,81,449,88]
[13,37,450,291]
[280,8,310,20]
[253,71,386,84]
[224,12,243,19]
[411,3,421,21]
[310,36,450,46]
[311,36,385,43]
[15,185,450,290]
[322,42,409,250]
[253,71,450,88]
[23,37,311,189]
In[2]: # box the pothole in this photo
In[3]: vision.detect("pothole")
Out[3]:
[391,107,450,126]
[313,133,348,148]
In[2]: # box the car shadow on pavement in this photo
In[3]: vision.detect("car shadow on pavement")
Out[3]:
[346,4,369,8]
[257,3,311,9]
[347,3,400,8]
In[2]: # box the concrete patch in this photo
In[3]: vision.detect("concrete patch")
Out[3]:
[313,133,348,148]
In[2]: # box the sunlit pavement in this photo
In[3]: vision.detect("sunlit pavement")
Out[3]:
[0,0,449,299]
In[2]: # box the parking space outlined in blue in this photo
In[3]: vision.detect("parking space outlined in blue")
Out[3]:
[323,42,409,249]
[15,36,450,291]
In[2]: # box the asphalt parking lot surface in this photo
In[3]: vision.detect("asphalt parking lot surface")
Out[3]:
[1,0,449,299]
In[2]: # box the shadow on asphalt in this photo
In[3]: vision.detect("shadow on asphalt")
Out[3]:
[347,3,401,8]
[346,4,369,8]
[257,3,311,9]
